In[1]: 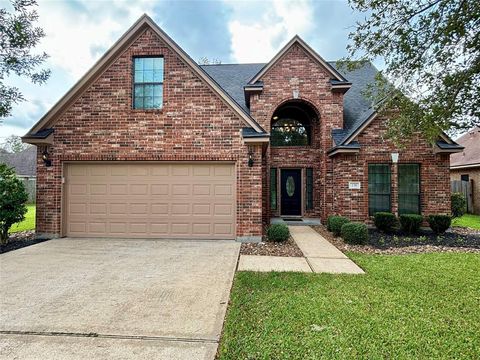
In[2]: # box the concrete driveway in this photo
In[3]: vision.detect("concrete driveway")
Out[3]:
[0,238,240,359]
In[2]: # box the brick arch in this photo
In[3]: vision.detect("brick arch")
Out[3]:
[267,97,321,127]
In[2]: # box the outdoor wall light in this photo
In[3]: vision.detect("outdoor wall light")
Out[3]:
[42,148,52,167]
[391,152,399,163]
[248,150,254,167]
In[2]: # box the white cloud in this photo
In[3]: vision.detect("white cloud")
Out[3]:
[228,0,314,63]
[36,0,156,79]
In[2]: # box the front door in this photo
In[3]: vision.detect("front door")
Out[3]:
[281,169,301,216]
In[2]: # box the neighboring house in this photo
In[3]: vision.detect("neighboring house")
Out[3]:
[0,146,37,202]
[22,15,462,241]
[450,127,480,214]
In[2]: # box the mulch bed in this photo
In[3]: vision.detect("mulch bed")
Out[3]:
[0,231,49,254]
[240,236,304,257]
[312,225,480,255]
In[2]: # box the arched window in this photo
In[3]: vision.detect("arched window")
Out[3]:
[271,102,316,146]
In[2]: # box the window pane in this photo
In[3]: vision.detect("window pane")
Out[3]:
[271,118,310,146]
[134,70,143,83]
[306,168,313,210]
[270,168,277,210]
[134,96,144,109]
[143,70,153,82]
[144,84,154,96]
[143,57,154,70]
[152,96,162,109]
[134,58,143,70]
[398,164,420,214]
[368,164,391,216]
[133,57,163,109]
[144,96,153,108]
[134,84,143,97]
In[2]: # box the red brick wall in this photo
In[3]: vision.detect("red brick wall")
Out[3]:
[35,28,263,239]
[249,44,344,221]
[330,116,451,221]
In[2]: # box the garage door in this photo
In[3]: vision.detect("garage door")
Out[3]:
[64,163,235,239]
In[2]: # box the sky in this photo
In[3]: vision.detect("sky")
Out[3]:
[1,0,368,140]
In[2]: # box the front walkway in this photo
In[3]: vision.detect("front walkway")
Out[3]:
[238,226,364,274]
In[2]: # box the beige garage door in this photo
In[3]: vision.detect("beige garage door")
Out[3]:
[64,163,235,239]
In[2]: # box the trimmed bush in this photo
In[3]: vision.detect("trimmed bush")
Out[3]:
[451,192,467,218]
[374,212,398,233]
[428,215,451,234]
[399,214,423,234]
[326,215,335,232]
[328,216,350,236]
[266,224,290,242]
[0,164,29,244]
[341,222,369,245]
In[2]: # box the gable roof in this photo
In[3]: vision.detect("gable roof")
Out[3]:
[201,61,378,135]
[0,146,37,176]
[23,14,266,142]
[450,127,480,168]
[249,35,348,84]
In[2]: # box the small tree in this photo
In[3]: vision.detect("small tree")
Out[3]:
[0,163,28,243]
[1,134,30,153]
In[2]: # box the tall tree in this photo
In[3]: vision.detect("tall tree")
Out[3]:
[1,134,30,153]
[345,0,479,144]
[0,0,50,119]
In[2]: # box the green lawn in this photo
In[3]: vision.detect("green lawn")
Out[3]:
[9,204,36,233]
[218,253,480,359]
[452,214,480,230]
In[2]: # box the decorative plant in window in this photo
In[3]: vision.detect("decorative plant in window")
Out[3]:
[271,118,310,146]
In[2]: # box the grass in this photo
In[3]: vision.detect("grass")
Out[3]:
[218,253,480,359]
[452,214,480,230]
[9,204,36,233]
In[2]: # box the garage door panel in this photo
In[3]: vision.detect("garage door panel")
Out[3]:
[66,163,235,239]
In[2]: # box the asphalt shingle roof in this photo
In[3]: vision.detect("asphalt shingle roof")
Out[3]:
[0,146,37,176]
[200,61,378,143]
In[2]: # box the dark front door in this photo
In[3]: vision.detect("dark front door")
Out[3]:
[281,169,301,216]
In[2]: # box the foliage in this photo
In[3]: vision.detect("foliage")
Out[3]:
[451,214,480,230]
[9,204,35,232]
[0,163,28,243]
[451,192,467,218]
[0,134,30,153]
[327,215,350,236]
[266,224,290,242]
[0,0,50,118]
[428,215,451,234]
[399,214,423,234]
[343,0,480,144]
[373,212,398,233]
[219,253,480,359]
[198,57,222,65]
[341,222,369,244]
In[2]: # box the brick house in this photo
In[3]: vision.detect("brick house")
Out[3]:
[450,127,480,214]
[23,15,463,241]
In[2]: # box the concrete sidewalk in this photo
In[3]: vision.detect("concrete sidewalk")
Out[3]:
[289,227,364,274]
[237,226,364,274]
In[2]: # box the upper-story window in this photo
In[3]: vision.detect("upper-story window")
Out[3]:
[133,57,164,109]
[271,101,316,147]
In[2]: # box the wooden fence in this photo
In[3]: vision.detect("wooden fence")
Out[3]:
[451,180,473,213]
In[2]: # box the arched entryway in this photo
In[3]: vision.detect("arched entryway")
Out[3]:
[269,100,320,218]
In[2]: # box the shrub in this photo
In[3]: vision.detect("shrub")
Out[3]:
[428,215,451,234]
[0,164,29,244]
[451,193,467,218]
[326,215,335,231]
[328,216,350,236]
[399,214,423,234]
[374,212,398,233]
[266,224,290,242]
[341,222,369,244]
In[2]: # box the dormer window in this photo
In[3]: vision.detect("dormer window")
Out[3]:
[133,57,164,109]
